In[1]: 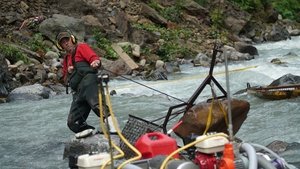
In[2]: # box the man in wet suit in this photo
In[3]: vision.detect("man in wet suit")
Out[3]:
[57,31,101,139]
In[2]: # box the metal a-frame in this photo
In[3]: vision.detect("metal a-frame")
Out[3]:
[162,44,228,133]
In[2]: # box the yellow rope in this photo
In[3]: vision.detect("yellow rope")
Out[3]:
[98,86,124,169]
[217,100,228,126]
[203,81,231,134]
[104,85,142,169]
[203,97,214,135]
[111,65,258,91]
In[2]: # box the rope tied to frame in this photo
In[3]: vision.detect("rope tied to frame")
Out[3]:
[203,82,228,135]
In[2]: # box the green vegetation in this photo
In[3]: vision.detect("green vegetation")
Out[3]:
[229,0,265,12]
[27,33,49,52]
[0,44,29,64]
[121,44,133,56]
[194,0,208,6]
[229,0,300,20]
[148,0,183,23]
[133,23,194,61]
[93,29,118,60]
[272,0,300,21]
[210,8,224,31]
[156,43,193,61]
[208,8,229,43]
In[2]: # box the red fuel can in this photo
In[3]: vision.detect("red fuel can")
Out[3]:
[135,132,179,159]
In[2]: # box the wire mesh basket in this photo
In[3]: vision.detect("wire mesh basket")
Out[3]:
[120,114,162,159]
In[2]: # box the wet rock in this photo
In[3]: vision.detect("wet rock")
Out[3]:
[263,24,291,42]
[63,134,113,159]
[234,42,258,56]
[7,83,53,101]
[270,58,287,65]
[269,74,300,86]
[142,68,168,81]
[63,133,122,169]
[266,140,300,168]
[192,53,210,67]
[266,140,289,154]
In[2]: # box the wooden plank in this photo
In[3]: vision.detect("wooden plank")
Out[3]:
[111,43,139,70]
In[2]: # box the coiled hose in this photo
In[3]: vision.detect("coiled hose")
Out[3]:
[240,143,258,169]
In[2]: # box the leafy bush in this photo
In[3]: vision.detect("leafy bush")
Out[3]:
[0,44,29,64]
[133,23,192,41]
[228,0,265,12]
[157,42,194,61]
[132,23,193,61]
[93,30,118,60]
[27,33,49,52]
[121,44,132,56]
[161,5,182,23]
[194,0,208,6]
[272,0,300,20]
[208,8,229,43]
[210,8,224,30]
[229,0,299,20]
[148,0,183,23]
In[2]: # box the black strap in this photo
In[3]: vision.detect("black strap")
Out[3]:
[65,46,78,94]
[71,45,78,66]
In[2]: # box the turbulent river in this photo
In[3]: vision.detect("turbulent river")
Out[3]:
[1,36,300,169]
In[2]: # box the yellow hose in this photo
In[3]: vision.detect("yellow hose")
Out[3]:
[104,85,142,169]
[98,86,124,169]
[159,133,229,169]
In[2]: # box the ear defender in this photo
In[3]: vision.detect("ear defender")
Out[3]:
[70,35,76,44]
[56,42,63,51]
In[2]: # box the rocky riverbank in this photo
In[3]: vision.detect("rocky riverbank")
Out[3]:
[0,0,299,103]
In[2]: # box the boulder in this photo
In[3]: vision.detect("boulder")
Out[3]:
[174,99,250,139]
[63,134,112,160]
[7,83,53,101]
[266,140,300,167]
[39,14,85,42]
[234,42,258,56]
[269,74,300,86]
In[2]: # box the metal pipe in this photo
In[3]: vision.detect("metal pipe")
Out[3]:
[224,50,233,141]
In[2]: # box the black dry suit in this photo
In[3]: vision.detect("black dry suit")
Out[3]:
[67,60,100,133]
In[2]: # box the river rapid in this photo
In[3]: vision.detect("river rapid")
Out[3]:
[0,36,300,168]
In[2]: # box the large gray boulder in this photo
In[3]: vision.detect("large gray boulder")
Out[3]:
[269,74,300,86]
[7,83,53,101]
[39,14,85,42]
[234,42,258,56]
